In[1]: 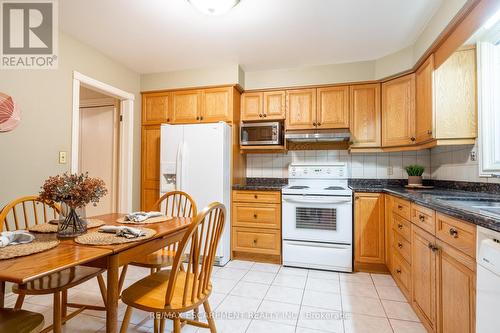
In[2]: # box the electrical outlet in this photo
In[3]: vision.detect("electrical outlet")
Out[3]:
[470,151,477,162]
[59,151,67,164]
[387,166,394,175]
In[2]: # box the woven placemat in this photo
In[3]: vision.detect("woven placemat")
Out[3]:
[74,227,157,245]
[116,216,171,224]
[29,219,105,233]
[0,234,60,260]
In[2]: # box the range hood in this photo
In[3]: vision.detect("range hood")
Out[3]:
[285,129,351,143]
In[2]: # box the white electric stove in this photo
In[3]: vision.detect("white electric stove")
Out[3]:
[282,163,353,272]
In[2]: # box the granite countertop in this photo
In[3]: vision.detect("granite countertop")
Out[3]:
[232,178,288,191]
[350,183,500,232]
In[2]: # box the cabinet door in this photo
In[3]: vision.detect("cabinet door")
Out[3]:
[350,84,381,147]
[317,86,350,129]
[354,193,385,269]
[263,91,285,120]
[202,87,232,123]
[415,55,434,144]
[382,74,416,147]
[142,93,171,124]
[172,90,202,123]
[241,92,263,121]
[286,89,316,130]
[141,125,161,210]
[411,225,437,332]
[437,240,475,333]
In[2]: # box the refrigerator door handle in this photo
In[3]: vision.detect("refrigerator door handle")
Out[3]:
[175,142,183,191]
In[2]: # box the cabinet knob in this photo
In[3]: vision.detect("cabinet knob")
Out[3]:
[263,114,267,117]
[312,122,317,127]
[167,118,170,122]
[411,137,416,142]
[449,228,459,238]
[196,116,199,120]
[397,242,403,249]
[253,214,258,219]
[259,114,263,118]
[253,239,258,244]
[317,123,321,127]
[427,130,432,135]
[396,268,401,274]
[397,223,403,229]
[398,205,403,210]
[200,116,203,121]
[418,214,426,222]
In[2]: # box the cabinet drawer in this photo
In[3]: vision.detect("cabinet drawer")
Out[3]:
[232,203,280,229]
[392,213,412,241]
[393,229,411,263]
[392,197,411,220]
[233,190,281,204]
[436,213,476,258]
[411,204,436,235]
[232,227,281,255]
[391,251,411,300]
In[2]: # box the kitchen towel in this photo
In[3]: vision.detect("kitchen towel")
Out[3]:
[0,230,35,248]
[125,211,163,222]
[99,225,146,239]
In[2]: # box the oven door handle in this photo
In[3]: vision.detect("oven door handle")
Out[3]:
[283,197,352,204]
[284,240,351,249]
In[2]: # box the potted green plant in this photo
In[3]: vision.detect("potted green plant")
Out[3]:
[39,173,107,238]
[405,165,425,186]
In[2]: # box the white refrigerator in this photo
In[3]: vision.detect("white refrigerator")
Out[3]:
[160,122,232,266]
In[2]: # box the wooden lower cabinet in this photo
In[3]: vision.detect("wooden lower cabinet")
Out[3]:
[141,125,161,210]
[384,195,393,271]
[231,190,281,263]
[412,225,438,332]
[437,240,476,333]
[354,193,386,272]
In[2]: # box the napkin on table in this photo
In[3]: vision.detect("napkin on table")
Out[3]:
[125,211,163,222]
[99,226,146,239]
[0,230,35,248]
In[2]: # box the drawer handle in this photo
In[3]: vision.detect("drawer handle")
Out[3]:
[253,214,258,219]
[449,228,459,238]
[397,242,403,249]
[396,268,401,274]
[397,223,403,229]
[253,239,258,245]
[418,214,426,222]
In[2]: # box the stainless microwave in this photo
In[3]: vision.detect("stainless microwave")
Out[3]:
[240,122,282,146]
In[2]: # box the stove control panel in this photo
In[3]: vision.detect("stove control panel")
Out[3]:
[288,164,348,179]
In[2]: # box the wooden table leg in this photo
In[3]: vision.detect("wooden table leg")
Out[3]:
[106,255,119,333]
[0,281,5,309]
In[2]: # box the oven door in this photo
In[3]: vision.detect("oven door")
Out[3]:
[282,194,352,244]
[240,122,280,145]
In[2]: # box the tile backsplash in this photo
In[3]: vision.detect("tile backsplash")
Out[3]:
[246,150,431,179]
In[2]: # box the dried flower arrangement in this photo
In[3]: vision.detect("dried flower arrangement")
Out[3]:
[39,173,107,237]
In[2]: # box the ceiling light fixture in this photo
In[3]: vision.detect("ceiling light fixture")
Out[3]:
[188,0,241,16]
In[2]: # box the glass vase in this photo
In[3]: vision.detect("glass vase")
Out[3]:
[57,202,87,238]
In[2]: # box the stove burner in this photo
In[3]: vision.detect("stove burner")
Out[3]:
[324,186,345,190]
[288,186,309,189]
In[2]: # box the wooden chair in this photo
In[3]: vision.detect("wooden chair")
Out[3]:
[0,196,107,333]
[118,191,197,284]
[0,308,44,333]
[120,202,226,333]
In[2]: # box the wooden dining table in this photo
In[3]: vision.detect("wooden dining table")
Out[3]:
[0,213,192,333]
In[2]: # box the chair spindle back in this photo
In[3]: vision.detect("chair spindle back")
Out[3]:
[0,196,60,232]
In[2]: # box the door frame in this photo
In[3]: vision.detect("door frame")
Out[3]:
[71,71,135,212]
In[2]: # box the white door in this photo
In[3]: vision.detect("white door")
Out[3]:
[79,105,119,216]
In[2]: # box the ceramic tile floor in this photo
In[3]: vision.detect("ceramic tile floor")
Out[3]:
[2,261,427,332]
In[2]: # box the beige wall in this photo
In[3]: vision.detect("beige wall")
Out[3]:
[0,32,141,210]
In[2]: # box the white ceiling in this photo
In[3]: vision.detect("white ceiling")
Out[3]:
[60,0,441,74]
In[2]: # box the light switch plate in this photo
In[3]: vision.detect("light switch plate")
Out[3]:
[59,151,67,164]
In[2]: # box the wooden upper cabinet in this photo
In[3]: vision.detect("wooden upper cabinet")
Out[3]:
[350,83,381,147]
[354,193,385,270]
[241,92,263,121]
[415,55,434,144]
[172,90,202,123]
[202,87,232,123]
[434,46,477,140]
[142,93,171,124]
[411,225,437,332]
[382,73,416,147]
[286,88,316,130]
[316,86,350,129]
[263,91,285,120]
[437,240,476,333]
